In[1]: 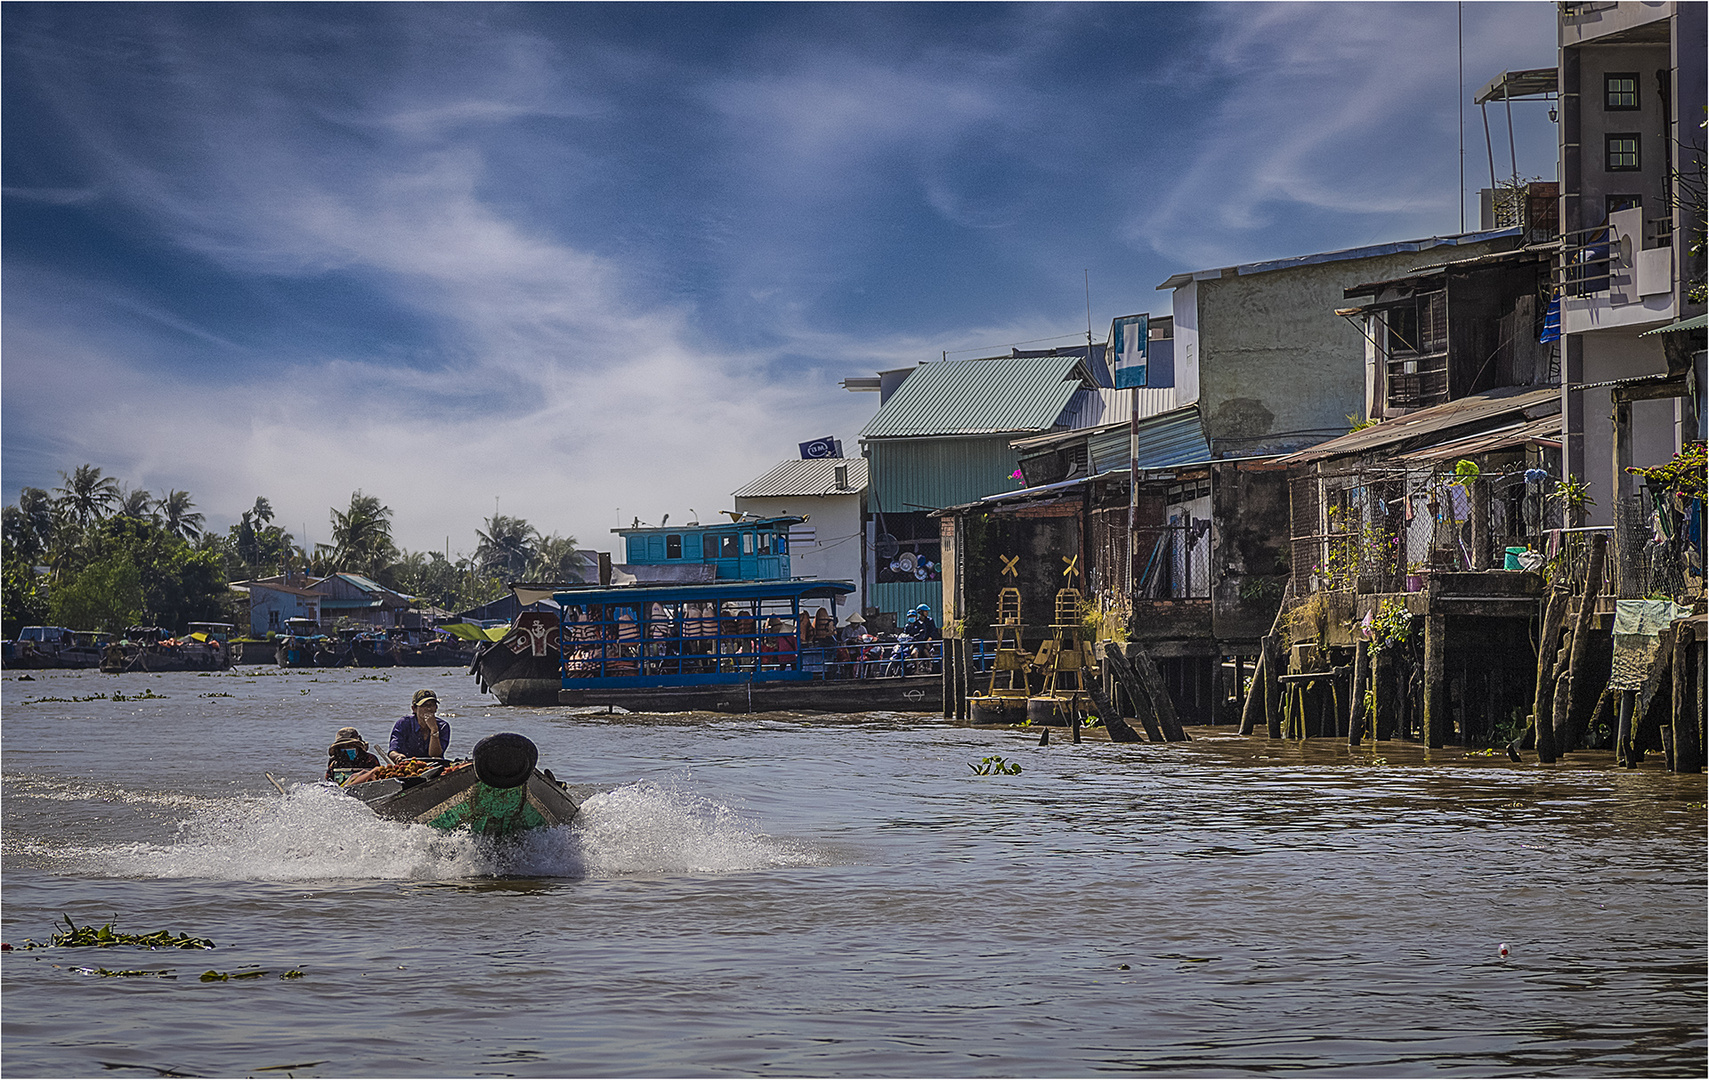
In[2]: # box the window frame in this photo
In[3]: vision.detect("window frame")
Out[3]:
[1605,133,1641,172]
[1603,72,1639,111]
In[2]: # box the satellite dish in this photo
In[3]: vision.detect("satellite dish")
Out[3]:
[875,533,899,559]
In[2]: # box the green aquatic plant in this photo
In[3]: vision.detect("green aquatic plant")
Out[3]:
[110,690,165,702]
[20,916,214,951]
[970,756,1023,776]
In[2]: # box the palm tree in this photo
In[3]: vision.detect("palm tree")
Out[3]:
[3,487,57,565]
[116,487,156,521]
[330,491,397,577]
[55,465,121,527]
[530,532,584,581]
[156,489,204,540]
[474,513,538,580]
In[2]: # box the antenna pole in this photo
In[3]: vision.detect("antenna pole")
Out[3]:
[1458,1,1465,232]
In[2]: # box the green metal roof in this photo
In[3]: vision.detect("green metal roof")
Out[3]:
[859,356,1088,439]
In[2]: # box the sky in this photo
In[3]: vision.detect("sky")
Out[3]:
[1,1,1562,559]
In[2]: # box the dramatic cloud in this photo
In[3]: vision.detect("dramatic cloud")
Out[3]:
[2,3,1561,555]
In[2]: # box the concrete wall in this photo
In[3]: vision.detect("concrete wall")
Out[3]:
[731,492,864,593]
[247,588,319,636]
[1569,331,1678,524]
[1181,239,1513,458]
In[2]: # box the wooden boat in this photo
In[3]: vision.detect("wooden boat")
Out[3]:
[100,626,232,673]
[339,733,578,834]
[472,580,947,713]
[3,628,109,669]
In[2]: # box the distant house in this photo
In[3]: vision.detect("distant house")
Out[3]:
[237,577,323,636]
[732,457,868,608]
[849,354,1101,621]
[316,572,418,629]
[233,572,416,635]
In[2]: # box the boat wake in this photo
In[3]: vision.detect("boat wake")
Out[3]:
[15,775,823,882]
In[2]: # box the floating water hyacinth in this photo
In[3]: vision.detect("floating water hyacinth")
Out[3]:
[19,916,214,951]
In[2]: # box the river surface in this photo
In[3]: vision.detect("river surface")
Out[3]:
[2,666,1704,1078]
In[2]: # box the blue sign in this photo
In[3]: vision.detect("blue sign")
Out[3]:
[1109,314,1149,389]
[799,437,842,459]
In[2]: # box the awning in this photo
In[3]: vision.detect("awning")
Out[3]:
[1639,313,1708,336]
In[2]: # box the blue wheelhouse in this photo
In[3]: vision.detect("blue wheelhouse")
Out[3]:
[555,580,856,690]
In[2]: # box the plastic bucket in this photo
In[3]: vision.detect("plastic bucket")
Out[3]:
[1504,546,1528,570]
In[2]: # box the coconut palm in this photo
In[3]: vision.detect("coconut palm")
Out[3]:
[330,491,397,577]
[55,465,121,527]
[156,489,204,540]
[116,487,156,521]
[474,513,538,580]
[3,487,57,565]
[531,532,584,581]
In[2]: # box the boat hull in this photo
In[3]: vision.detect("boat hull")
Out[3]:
[100,644,232,673]
[345,766,579,834]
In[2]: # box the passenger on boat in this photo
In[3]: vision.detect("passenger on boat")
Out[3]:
[389,688,451,761]
[903,605,940,641]
[325,726,382,781]
[760,618,798,670]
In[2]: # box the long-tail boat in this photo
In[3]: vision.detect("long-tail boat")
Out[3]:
[338,732,578,834]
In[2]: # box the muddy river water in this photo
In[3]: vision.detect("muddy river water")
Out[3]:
[2,666,1704,1076]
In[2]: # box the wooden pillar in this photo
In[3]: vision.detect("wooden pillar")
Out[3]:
[1615,689,1638,768]
[1372,647,1396,741]
[1531,586,1570,762]
[1671,624,1700,773]
[1349,640,1369,746]
[1469,478,1492,570]
[1561,534,1607,751]
[1208,656,1225,726]
[1238,651,1263,736]
[1423,613,1447,749]
[1262,634,1283,738]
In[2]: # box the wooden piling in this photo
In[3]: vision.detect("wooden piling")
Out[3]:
[1531,585,1570,762]
[1262,633,1283,738]
[1615,689,1638,768]
[1372,647,1396,741]
[1671,623,1701,773]
[1560,534,1607,751]
[1238,650,1264,735]
[1349,640,1369,746]
[1423,614,1447,749]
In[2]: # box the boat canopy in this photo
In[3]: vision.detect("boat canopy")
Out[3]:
[551,579,857,689]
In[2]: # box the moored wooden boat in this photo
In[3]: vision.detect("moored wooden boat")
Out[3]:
[471,580,947,713]
[340,733,578,834]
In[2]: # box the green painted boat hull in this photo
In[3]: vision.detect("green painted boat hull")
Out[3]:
[346,767,579,835]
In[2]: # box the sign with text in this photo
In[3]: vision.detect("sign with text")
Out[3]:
[799,437,843,459]
[1109,314,1149,389]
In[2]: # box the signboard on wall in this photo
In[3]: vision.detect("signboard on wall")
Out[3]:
[799,436,843,459]
[1109,314,1149,389]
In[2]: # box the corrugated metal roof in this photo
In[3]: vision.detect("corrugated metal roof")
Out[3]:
[1157,227,1522,291]
[731,458,869,498]
[1397,415,1562,463]
[859,356,1088,439]
[1277,385,1560,465]
[1053,386,1179,431]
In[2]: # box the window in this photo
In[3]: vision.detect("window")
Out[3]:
[755,532,771,555]
[666,534,682,559]
[719,534,739,559]
[1606,194,1641,218]
[1606,133,1640,171]
[1604,72,1638,110]
[269,610,280,628]
[703,534,718,560]
[742,533,753,555]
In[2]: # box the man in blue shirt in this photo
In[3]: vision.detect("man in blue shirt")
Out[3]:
[389,688,451,761]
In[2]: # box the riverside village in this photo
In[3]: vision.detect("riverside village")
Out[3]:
[5,1,1705,777]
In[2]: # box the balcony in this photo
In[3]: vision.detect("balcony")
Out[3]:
[1558,207,1676,334]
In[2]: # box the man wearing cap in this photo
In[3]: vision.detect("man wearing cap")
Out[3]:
[389,688,452,762]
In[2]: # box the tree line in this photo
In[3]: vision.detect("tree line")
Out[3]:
[2,464,580,637]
